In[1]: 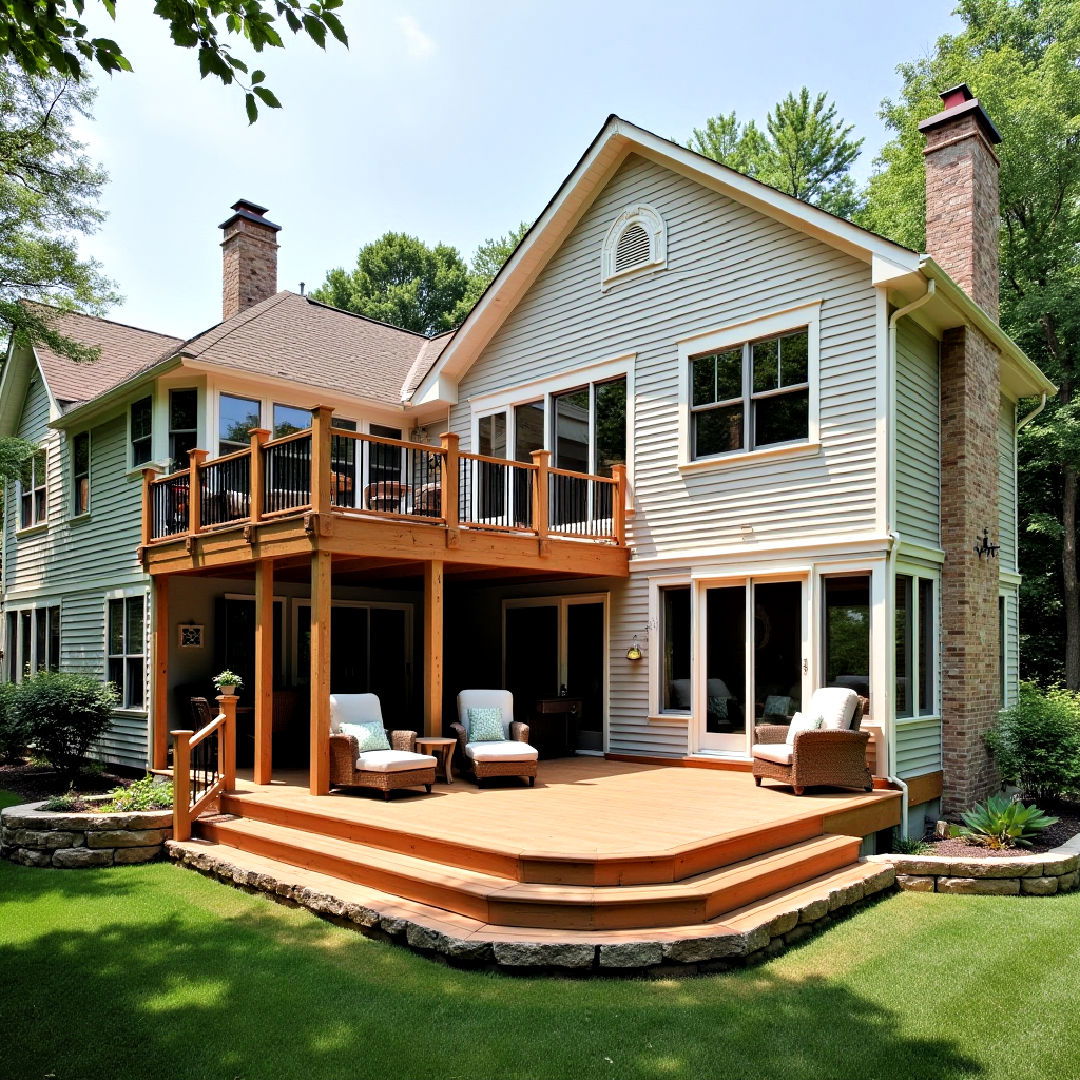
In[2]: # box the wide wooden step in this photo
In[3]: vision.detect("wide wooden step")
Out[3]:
[216,788,830,885]
[194,815,862,930]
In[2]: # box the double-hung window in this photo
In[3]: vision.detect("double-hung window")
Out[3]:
[108,596,146,710]
[130,396,153,466]
[168,389,198,470]
[19,448,47,529]
[72,432,91,516]
[690,329,810,459]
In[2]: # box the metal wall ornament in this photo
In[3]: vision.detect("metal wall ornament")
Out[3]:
[973,529,1000,559]
[178,623,205,649]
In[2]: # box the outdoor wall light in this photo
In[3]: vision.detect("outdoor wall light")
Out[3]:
[974,528,1000,559]
[626,636,643,661]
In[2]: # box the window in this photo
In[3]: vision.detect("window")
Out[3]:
[273,403,312,439]
[130,396,153,466]
[169,389,198,470]
[108,596,145,709]
[19,448,47,529]
[690,329,809,458]
[823,575,871,704]
[72,432,90,516]
[895,573,937,718]
[369,423,404,487]
[218,393,261,455]
[601,205,666,287]
[6,606,60,680]
[660,585,691,712]
[332,417,357,431]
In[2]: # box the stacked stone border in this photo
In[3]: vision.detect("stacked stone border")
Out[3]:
[869,836,1080,896]
[1,798,172,868]
[166,840,895,975]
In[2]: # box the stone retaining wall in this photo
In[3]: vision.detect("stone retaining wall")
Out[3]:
[1,797,172,868]
[869,837,1080,895]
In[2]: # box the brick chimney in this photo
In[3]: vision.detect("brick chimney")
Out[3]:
[219,199,281,321]
[918,83,1002,320]
[920,85,1003,816]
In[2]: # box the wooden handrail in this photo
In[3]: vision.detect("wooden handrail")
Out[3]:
[263,427,313,450]
[334,428,449,454]
[199,444,252,468]
[459,450,539,469]
[170,694,236,843]
[547,464,618,483]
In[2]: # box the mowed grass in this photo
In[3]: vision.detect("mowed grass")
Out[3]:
[3,859,1080,1080]
[0,789,25,810]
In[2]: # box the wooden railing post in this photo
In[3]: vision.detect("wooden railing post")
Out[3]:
[172,730,193,841]
[151,576,170,771]
[140,467,158,547]
[310,405,334,517]
[248,427,270,523]
[217,694,237,791]
[530,449,551,540]
[187,449,209,535]
[610,463,627,546]
[440,432,459,528]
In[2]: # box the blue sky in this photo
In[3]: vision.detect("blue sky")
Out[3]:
[78,0,961,338]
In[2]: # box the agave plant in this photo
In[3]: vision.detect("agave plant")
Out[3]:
[958,794,1059,850]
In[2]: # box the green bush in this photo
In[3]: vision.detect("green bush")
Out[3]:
[958,793,1058,849]
[986,682,1080,802]
[12,671,117,779]
[0,680,26,762]
[39,791,93,812]
[101,774,173,812]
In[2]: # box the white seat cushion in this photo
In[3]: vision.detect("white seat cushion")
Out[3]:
[807,687,858,731]
[355,749,437,773]
[753,744,793,765]
[464,740,539,763]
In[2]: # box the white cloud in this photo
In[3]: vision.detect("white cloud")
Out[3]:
[397,14,437,60]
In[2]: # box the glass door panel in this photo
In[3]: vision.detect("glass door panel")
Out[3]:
[701,586,746,751]
[566,601,604,751]
[477,412,507,520]
[505,605,559,705]
[753,581,803,723]
[513,401,544,524]
[330,606,369,693]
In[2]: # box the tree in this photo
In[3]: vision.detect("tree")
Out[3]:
[0,0,348,122]
[469,222,529,283]
[862,0,1080,688]
[689,89,864,218]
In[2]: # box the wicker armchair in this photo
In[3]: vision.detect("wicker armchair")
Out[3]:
[752,690,872,796]
[328,693,436,800]
[451,689,538,786]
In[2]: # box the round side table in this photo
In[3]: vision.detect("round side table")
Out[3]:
[415,736,457,784]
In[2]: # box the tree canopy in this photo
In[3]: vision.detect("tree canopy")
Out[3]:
[0,0,348,121]
[689,89,864,218]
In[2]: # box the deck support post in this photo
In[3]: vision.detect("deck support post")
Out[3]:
[310,405,335,518]
[309,548,332,795]
[151,575,170,771]
[253,558,274,785]
[423,560,444,737]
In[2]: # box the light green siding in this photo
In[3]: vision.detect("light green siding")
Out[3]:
[895,717,942,778]
[1001,585,1019,710]
[998,399,1017,572]
[894,320,940,548]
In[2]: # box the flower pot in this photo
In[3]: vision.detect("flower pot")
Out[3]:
[217,685,237,697]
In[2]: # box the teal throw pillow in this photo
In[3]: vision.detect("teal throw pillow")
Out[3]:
[340,721,390,752]
[467,707,504,742]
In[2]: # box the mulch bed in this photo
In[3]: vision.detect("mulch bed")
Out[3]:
[0,760,134,805]
[924,805,1080,858]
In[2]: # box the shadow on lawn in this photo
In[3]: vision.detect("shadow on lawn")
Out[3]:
[0,879,983,1080]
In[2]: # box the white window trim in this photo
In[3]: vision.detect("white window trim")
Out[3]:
[128,393,155,473]
[16,445,48,534]
[104,589,149,714]
[893,563,939,723]
[601,204,667,290]
[71,430,92,519]
[647,575,694,723]
[676,301,822,470]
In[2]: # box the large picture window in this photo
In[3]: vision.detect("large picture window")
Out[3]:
[19,447,47,529]
[219,393,261,455]
[690,329,809,459]
[108,596,145,710]
[895,572,936,718]
[823,575,871,704]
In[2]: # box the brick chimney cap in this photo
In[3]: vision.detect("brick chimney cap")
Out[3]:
[219,199,282,233]
[918,91,1002,145]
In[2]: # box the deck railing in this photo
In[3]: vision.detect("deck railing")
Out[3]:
[142,407,626,547]
[171,694,236,842]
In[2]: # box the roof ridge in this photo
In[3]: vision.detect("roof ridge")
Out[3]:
[300,295,434,340]
[177,291,295,359]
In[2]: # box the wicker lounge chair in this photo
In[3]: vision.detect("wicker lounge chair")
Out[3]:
[328,693,437,799]
[452,689,539,786]
[752,688,872,795]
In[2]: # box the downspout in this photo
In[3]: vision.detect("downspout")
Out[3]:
[884,279,936,838]
[1016,393,1047,431]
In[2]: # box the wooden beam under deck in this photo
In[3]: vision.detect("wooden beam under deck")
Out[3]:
[253,559,274,786]
[309,550,332,796]
[423,560,444,738]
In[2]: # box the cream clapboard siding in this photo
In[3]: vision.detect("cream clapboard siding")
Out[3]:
[3,361,150,768]
[998,398,1017,572]
[450,153,881,752]
[894,320,940,548]
[895,717,942,778]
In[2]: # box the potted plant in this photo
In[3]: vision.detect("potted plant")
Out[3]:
[213,670,244,697]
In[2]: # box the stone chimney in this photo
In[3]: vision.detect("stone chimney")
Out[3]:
[920,86,1003,817]
[918,83,1002,320]
[219,199,281,321]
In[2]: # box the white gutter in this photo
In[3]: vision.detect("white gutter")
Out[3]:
[1017,393,1047,431]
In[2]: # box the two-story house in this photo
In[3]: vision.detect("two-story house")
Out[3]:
[1,87,1052,844]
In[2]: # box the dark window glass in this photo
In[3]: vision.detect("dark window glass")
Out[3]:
[332,417,357,431]
[19,611,31,680]
[34,609,46,672]
[895,575,913,719]
[705,585,746,733]
[108,599,124,656]
[477,413,507,519]
[594,377,626,477]
[131,396,153,465]
[218,394,260,455]
[920,578,935,714]
[780,330,809,385]
[753,388,809,448]
[47,606,60,672]
[169,389,198,469]
[752,337,779,392]
[553,389,589,472]
[998,595,1006,708]
[824,576,871,705]
[6,612,17,681]
[368,424,403,488]
[693,403,743,457]
[20,448,46,528]
[73,432,90,515]
[514,401,545,463]
[661,586,692,712]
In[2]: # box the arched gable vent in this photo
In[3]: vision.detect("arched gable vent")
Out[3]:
[602,204,666,288]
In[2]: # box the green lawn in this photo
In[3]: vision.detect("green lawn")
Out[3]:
[2,859,1080,1080]
[0,789,25,810]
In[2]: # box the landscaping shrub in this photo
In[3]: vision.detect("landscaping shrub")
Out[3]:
[0,680,26,762]
[958,793,1059,849]
[101,774,173,812]
[986,682,1080,802]
[11,672,117,779]
[39,792,93,812]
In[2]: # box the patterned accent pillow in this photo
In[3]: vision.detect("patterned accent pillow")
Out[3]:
[467,707,504,742]
[763,695,794,719]
[340,721,390,752]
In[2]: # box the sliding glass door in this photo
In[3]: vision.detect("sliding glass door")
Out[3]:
[697,578,806,753]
